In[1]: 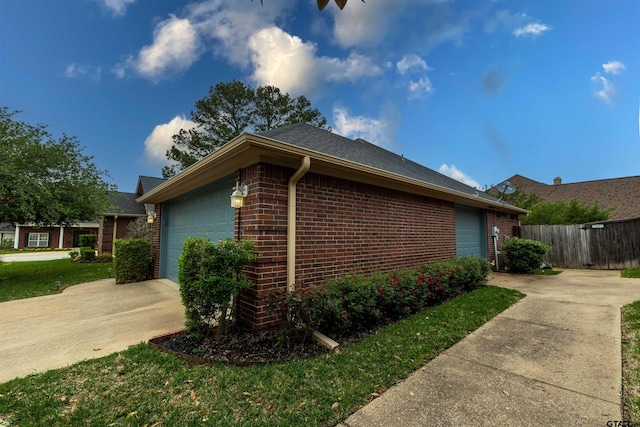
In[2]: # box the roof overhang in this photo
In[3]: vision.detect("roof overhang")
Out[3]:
[138,133,529,216]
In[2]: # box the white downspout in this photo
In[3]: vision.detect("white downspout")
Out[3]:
[287,156,310,292]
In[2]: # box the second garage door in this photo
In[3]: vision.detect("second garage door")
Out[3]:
[455,205,487,258]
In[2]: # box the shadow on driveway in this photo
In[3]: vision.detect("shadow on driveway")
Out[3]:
[0,278,184,383]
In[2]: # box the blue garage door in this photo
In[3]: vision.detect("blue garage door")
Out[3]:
[455,205,487,258]
[161,175,235,283]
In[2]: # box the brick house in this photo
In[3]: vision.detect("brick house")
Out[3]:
[97,176,166,254]
[139,124,526,331]
[13,176,165,251]
[498,174,640,220]
[13,222,100,250]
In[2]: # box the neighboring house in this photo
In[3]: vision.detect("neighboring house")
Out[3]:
[498,174,640,220]
[97,176,166,254]
[13,175,166,251]
[13,222,100,250]
[0,223,16,244]
[139,123,527,332]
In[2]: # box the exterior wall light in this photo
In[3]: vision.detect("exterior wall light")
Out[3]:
[147,211,156,224]
[231,183,248,208]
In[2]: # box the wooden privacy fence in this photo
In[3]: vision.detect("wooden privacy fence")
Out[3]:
[520,217,640,270]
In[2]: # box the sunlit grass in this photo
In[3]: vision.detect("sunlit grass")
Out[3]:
[0,259,113,302]
[0,286,524,426]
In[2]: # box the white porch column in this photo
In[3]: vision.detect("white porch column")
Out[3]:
[59,225,64,248]
[13,224,19,249]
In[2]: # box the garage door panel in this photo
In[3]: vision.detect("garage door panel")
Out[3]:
[455,205,487,258]
[162,175,235,282]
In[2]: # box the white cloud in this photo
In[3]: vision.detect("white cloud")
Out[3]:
[332,106,396,150]
[513,23,551,38]
[64,63,102,81]
[117,2,381,91]
[115,15,201,81]
[591,72,615,104]
[142,116,197,165]
[408,77,434,99]
[331,0,389,48]
[438,164,481,189]
[395,55,434,99]
[603,60,626,75]
[99,0,136,17]
[248,26,381,96]
[396,55,430,76]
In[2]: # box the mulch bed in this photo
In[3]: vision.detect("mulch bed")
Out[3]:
[149,322,391,366]
[150,326,330,366]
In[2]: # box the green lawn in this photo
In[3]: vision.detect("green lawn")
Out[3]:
[622,267,640,279]
[0,259,114,302]
[622,299,640,423]
[0,286,524,426]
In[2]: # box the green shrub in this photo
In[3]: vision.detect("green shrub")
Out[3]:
[80,247,96,261]
[113,238,152,284]
[78,234,97,249]
[0,238,13,249]
[68,250,80,261]
[178,237,258,337]
[280,256,491,339]
[501,237,549,273]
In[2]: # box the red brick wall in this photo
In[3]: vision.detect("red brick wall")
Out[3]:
[235,163,458,331]
[485,210,520,270]
[98,216,142,254]
[151,204,163,279]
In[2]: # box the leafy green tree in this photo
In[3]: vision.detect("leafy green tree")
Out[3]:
[163,81,327,178]
[486,183,541,211]
[0,107,115,226]
[521,199,612,225]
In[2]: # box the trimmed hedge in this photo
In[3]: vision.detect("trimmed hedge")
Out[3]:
[80,247,96,261]
[113,238,152,284]
[78,234,97,249]
[178,237,258,337]
[279,256,491,340]
[501,237,549,273]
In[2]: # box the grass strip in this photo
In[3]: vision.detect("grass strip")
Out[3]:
[0,259,114,302]
[622,268,640,279]
[622,299,640,423]
[0,285,523,426]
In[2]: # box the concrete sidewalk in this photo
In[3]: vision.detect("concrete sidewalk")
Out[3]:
[0,278,184,383]
[342,269,640,426]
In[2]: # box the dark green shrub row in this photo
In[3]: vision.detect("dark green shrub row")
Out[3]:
[178,237,258,337]
[113,238,152,284]
[279,256,490,342]
[80,247,96,261]
[501,237,549,273]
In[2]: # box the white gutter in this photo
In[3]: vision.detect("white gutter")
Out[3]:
[287,156,310,292]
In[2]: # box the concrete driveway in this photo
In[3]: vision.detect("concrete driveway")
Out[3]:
[0,251,72,262]
[0,278,184,383]
[343,269,640,427]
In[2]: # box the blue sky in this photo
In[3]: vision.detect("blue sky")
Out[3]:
[1,0,638,192]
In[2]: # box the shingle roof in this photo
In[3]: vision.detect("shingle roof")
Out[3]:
[0,223,15,232]
[501,174,640,220]
[107,192,146,216]
[258,123,499,203]
[137,176,167,196]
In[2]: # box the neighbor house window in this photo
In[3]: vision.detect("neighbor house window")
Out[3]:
[28,233,49,247]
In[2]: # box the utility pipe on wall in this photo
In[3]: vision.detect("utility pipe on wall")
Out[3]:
[287,156,311,292]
